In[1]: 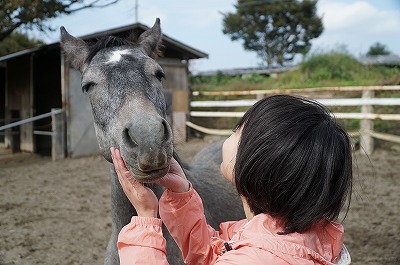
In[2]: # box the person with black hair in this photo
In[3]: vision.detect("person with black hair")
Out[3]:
[111,95,352,264]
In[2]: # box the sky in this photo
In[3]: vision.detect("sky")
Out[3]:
[30,0,400,74]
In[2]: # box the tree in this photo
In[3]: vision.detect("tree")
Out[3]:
[0,32,44,57]
[0,0,119,42]
[367,42,391,56]
[222,0,323,66]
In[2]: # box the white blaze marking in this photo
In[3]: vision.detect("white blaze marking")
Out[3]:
[106,49,131,64]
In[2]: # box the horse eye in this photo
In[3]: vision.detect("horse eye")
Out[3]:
[82,82,96,93]
[155,70,165,82]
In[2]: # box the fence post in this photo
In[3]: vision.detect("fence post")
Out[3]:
[10,110,21,153]
[360,90,374,155]
[255,94,264,101]
[52,109,66,160]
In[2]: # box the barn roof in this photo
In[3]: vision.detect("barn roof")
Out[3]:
[80,22,208,60]
[0,22,208,63]
[0,43,59,63]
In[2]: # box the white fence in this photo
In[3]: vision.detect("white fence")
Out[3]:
[189,85,400,154]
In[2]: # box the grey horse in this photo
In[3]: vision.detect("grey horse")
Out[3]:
[60,18,244,264]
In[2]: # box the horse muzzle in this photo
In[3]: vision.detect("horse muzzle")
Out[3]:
[119,116,173,182]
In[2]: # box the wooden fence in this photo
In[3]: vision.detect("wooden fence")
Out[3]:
[0,109,66,160]
[188,85,400,155]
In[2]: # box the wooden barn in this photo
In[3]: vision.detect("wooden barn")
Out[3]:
[0,22,207,158]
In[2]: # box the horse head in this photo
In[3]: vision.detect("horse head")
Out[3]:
[60,18,173,182]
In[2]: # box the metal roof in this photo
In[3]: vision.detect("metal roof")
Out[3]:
[0,22,208,62]
[359,54,400,66]
[197,66,297,76]
[0,45,48,63]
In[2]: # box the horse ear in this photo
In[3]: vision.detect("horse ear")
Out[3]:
[60,27,89,71]
[137,18,162,58]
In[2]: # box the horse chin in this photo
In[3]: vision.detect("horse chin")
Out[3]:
[125,164,169,183]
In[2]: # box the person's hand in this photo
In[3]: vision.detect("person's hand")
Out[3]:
[110,147,158,218]
[157,158,190,193]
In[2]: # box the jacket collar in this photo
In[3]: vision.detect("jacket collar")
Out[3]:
[211,213,349,264]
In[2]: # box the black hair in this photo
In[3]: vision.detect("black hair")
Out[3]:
[233,95,353,234]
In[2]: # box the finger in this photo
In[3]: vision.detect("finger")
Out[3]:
[111,148,129,188]
[169,158,186,178]
[110,147,116,163]
[114,149,126,170]
[115,149,135,183]
[114,149,144,191]
[110,147,121,176]
[111,147,120,171]
[113,149,129,179]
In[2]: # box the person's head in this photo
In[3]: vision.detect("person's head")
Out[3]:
[221,94,353,234]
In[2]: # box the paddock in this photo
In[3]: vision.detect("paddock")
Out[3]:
[0,136,399,265]
[0,21,207,159]
[188,85,400,155]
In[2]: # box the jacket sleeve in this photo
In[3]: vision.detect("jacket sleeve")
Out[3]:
[118,216,169,265]
[159,185,245,265]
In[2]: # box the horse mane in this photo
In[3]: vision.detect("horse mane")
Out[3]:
[85,36,135,65]
[85,31,163,64]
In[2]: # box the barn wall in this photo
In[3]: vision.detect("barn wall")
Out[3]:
[159,58,188,91]
[62,60,99,157]
[158,58,189,144]
[0,67,5,143]
[5,55,34,152]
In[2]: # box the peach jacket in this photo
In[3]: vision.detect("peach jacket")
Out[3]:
[118,186,351,265]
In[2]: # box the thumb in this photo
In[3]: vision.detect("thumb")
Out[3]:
[168,157,186,178]
[157,158,189,193]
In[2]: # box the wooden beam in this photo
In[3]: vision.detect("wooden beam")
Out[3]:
[369,131,400,144]
[192,85,400,96]
[191,98,400,108]
[190,111,400,120]
[360,90,375,155]
[185,121,232,136]
[52,109,66,161]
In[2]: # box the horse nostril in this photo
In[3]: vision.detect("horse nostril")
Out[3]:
[123,128,138,150]
[161,119,172,144]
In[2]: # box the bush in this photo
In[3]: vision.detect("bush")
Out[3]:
[300,52,365,81]
[190,71,237,86]
[241,73,267,84]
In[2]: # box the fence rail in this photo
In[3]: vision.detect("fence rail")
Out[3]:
[189,85,400,154]
[192,85,400,96]
[0,109,63,131]
[0,109,66,160]
[191,98,400,108]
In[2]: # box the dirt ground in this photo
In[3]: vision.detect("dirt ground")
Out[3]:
[0,137,399,265]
